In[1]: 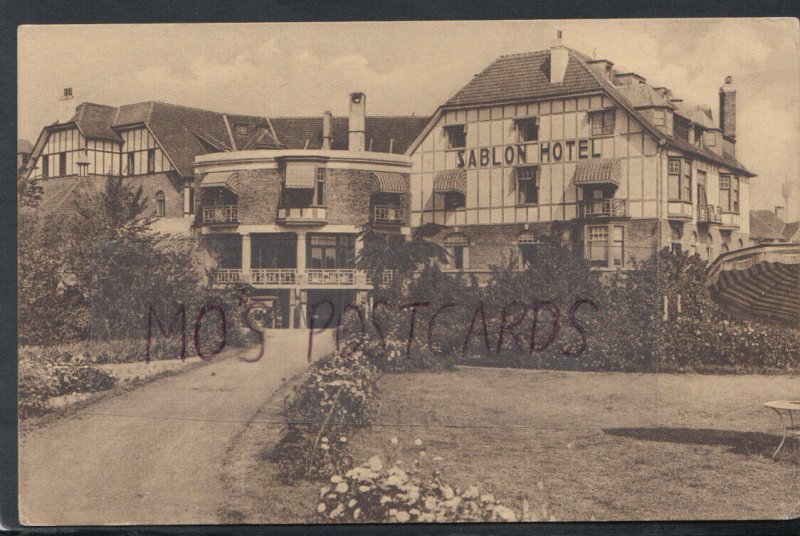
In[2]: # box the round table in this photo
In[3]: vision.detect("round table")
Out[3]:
[763,400,800,459]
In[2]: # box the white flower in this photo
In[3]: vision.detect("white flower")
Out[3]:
[330,475,342,483]
[335,482,349,493]
[414,439,423,446]
[493,505,517,522]
[339,436,347,443]
[321,437,328,443]
[348,499,357,508]
[317,502,326,513]
[395,510,411,522]
[433,456,443,462]
[390,437,399,444]
[321,443,330,450]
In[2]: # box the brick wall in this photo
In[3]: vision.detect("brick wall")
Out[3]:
[130,172,184,219]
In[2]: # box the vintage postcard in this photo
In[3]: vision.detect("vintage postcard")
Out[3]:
[17,19,799,525]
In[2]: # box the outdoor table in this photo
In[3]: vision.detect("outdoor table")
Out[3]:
[763,400,800,459]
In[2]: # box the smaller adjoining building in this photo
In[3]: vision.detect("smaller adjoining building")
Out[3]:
[750,208,800,244]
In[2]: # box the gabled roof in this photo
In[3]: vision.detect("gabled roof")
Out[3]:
[444,50,601,107]
[614,84,674,109]
[782,221,800,242]
[70,102,121,141]
[750,210,786,241]
[270,116,429,153]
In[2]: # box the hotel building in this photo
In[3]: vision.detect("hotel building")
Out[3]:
[23,32,755,327]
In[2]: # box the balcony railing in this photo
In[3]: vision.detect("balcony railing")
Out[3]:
[202,205,238,224]
[214,268,243,283]
[371,205,405,225]
[697,204,722,224]
[277,206,327,224]
[582,199,627,218]
[306,268,356,285]
[250,268,297,285]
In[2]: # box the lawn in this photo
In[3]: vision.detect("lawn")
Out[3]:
[222,366,799,522]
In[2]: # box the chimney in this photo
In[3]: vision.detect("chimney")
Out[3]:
[322,110,333,150]
[348,92,366,151]
[58,87,75,124]
[775,206,786,220]
[550,30,569,85]
[719,75,736,140]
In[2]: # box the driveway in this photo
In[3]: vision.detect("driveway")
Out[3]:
[19,330,334,526]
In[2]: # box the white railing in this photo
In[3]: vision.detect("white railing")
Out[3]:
[202,205,238,224]
[214,268,242,283]
[249,268,297,285]
[372,205,405,224]
[582,199,627,217]
[306,268,356,285]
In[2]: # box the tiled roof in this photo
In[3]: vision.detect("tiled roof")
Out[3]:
[445,50,600,107]
[445,50,601,107]
[18,139,33,154]
[70,103,121,141]
[674,102,715,128]
[665,134,754,176]
[614,85,674,109]
[269,116,429,153]
[782,221,800,242]
[226,113,279,150]
[750,210,786,241]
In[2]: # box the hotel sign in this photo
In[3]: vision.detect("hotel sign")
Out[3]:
[456,138,603,168]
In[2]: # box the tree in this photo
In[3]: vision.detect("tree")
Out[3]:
[356,222,450,291]
[75,174,150,240]
[17,165,43,208]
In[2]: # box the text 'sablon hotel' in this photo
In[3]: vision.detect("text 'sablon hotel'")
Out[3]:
[22,32,755,328]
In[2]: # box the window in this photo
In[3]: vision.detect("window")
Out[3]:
[41,155,49,178]
[587,225,609,266]
[720,174,739,213]
[707,246,714,260]
[671,242,682,255]
[147,149,156,174]
[516,166,539,205]
[63,87,73,98]
[705,131,715,147]
[696,170,708,205]
[444,124,466,149]
[155,191,165,217]
[591,109,615,136]
[652,109,666,127]
[126,152,135,176]
[444,233,469,270]
[443,192,465,211]
[518,231,538,266]
[315,168,325,206]
[307,234,356,269]
[515,117,539,142]
[668,158,691,202]
[58,152,67,177]
[236,124,248,136]
[690,232,698,256]
[694,126,703,147]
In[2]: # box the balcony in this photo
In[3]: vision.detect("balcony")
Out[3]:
[581,199,627,218]
[214,268,243,284]
[249,268,297,285]
[277,206,327,225]
[371,205,405,225]
[202,205,238,225]
[697,204,722,224]
[720,211,741,229]
[667,201,693,221]
[306,268,356,285]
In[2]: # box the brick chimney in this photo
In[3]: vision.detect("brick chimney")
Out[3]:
[775,206,786,220]
[550,30,569,85]
[719,76,736,140]
[348,92,366,151]
[322,110,333,150]
[58,87,75,124]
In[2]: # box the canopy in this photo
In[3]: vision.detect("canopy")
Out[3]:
[283,161,317,189]
[200,171,241,194]
[367,171,408,193]
[706,242,800,325]
[573,158,622,186]
[433,169,467,194]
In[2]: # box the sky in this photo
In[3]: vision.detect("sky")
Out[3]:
[18,19,800,218]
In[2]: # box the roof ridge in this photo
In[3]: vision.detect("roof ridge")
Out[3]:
[76,101,117,110]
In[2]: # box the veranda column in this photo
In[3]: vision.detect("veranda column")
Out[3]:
[296,231,307,273]
[241,233,251,281]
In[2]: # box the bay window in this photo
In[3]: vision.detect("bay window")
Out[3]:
[668,158,692,202]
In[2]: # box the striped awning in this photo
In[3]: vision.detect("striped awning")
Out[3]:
[284,161,317,189]
[433,169,467,194]
[707,243,800,325]
[200,171,241,194]
[368,171,409,193]
[573,158,622,186]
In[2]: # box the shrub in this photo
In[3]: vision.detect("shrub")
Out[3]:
[314,452,551,523]
[272,342,380,482]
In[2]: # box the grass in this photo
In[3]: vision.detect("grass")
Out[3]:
[222,366,799,522]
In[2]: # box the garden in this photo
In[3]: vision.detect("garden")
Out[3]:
[225,229,798,523]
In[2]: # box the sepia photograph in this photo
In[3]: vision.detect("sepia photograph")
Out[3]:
[16,18,799,525]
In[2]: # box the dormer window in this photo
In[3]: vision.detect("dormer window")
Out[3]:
[515,117,539,142]
[590,109,615,136]
[705,131,715,147]
[236,125,248,136]
[444,124,466,149]
[652,109,666,128]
